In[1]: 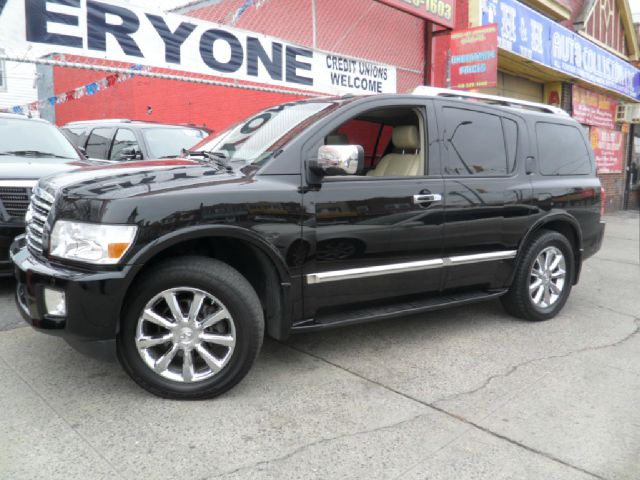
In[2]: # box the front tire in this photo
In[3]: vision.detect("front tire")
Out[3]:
[117,257,264,399]
[501,230,574,322]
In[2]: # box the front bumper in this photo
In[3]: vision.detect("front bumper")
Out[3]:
[11,235,139,344]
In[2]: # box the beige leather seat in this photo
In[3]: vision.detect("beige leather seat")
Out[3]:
[367,125,422,177]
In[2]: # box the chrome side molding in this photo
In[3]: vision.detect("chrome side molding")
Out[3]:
[306,250,517,285]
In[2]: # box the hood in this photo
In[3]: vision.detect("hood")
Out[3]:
[0,155,90,180]
[42,159,249,200]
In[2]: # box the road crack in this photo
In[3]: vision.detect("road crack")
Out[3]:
[432,317,640,405]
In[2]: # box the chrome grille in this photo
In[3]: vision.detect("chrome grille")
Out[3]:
[0,187,32,219]
[26,187,54,255]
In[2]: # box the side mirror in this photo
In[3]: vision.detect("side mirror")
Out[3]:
[311,145,364,176]
[120,147,142,160]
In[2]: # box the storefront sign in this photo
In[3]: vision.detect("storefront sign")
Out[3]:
[377,0,455,29]
[572,85,617,129]
[590,127,624,173]
[450,25,498,90]
[0,0,396,95]
[481,0,640,100]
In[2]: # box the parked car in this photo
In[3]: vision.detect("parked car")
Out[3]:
[13,88,605,399]
[62,119,209,162]
[0,113,92,275]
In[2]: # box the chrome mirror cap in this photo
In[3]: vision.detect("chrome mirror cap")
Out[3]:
[315,145,364,176]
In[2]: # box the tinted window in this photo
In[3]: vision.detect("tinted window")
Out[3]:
[0,118,81,160]
[442,107,507,176]
[110,129,140,161]
[536,123,591,175]
[62,126,90,149]
[502,118,518,172]
[143,128,207,159]
[85,128,114,159]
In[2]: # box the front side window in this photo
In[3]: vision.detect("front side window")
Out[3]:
[85,128,115,159]
[0,118,81,160]
[442,107,508,176]
[323,106,427,177]
[192,100,344,166]
[536,122,591,175]
[110,129,140,161]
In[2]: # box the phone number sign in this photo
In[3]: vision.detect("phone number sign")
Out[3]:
[377,0,455,28]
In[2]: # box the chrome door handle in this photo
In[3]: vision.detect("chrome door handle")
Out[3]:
[413,193,442,204]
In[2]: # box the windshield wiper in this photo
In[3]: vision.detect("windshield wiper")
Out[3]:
[0,150,71,159]
[185,150,232,171]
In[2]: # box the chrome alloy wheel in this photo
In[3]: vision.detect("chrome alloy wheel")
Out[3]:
[529,246,566,309]
[135,288,236,383]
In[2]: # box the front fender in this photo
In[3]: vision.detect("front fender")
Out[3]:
[126,225,292,284]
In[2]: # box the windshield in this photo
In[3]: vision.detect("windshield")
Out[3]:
[143,128,208,158]
[192,100,340,165]
[0,117,81,159]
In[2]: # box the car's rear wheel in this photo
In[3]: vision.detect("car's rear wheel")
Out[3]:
[117,257,264,399]
[501,230,574,321]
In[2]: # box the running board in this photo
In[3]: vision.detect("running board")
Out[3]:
[291,289,507,333]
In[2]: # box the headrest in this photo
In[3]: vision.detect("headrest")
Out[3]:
[392,125,419,150]
[325,133,348,145]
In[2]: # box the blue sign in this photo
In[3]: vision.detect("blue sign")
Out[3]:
[481,0,640,100]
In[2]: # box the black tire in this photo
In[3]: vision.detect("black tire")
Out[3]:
[117,256,264,399]
[501,229,575,322]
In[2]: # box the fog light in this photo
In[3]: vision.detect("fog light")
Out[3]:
[44,288,66,317]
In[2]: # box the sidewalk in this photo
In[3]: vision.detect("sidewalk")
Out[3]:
[1,212,638,480]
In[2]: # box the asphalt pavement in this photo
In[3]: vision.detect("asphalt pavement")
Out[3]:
[0,212,638,480]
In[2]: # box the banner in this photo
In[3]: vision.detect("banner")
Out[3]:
[0,0,396,95]
[376,0,455,28]
[572,85,617,129]
[590,127,624,173]
[481,0,640,100]
[450,24,498,90]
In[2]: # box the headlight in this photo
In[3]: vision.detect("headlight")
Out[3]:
[49,221,137,264]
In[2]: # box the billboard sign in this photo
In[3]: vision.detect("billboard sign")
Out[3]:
[376,0,455,29]
[481,0,640,100]
[572,85,618,129]
[450,24,498,90]
[590,127,624,173]
[0,0,396,95]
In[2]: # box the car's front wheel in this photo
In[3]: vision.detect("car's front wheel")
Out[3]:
[117,257,264,399]
[501,229,574,321]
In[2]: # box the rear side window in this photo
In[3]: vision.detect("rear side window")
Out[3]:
[536,123,591,175]
[442,107,508,176]
[85,128,115,159]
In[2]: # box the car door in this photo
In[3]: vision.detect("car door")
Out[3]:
[435,101,532,291]
[300,99,444,318]
[84,127,115,160]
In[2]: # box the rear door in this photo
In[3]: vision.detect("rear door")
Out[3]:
[436,101,532,290]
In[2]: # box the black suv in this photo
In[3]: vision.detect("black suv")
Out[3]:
[0,113,92,275]
[62,120,208,161]
[12,89,605,399]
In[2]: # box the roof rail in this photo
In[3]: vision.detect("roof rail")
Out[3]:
[412,86,569,116]
[66,118,132,124]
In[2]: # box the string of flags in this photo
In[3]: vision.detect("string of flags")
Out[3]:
[1,64,146,116]
[230,0,268,25]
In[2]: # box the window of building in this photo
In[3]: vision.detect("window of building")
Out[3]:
[442,107,508,176]
[536,122,591,175]
[85,127,115,159]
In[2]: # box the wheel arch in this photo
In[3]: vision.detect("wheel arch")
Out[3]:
[515,212,583,285]
[121,226,293,340]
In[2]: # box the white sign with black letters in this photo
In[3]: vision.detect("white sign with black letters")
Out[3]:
[0,0,396,95]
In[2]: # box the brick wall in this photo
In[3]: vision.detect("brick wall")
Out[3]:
[599,172,626,212]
